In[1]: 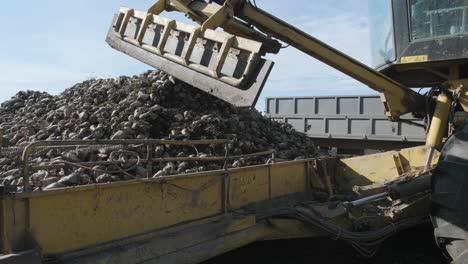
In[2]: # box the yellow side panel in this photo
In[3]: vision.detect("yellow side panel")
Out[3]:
[336,146,439,192]
[399,145,440,169]
[270,163,306,198]
[228,162,307,208]
[337,152,400,187]
[229,167,270,209]
[1,198,29,253]
[28,175,223,254]
[6,161,311,255]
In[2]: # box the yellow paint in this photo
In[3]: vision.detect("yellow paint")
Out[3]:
[336,146,439,191]
[224,216,256,234]
[401,55,429,64]
[228,162,306,209]
[270,163,306,198]
[0,148,435,256]
[2,160,311,255]
[337,151,400,188]
[229,167,270,209]
[399,146,440,169]
[28,174,223,254]
[426,94,451,149]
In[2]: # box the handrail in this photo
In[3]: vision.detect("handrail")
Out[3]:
[19,139,275,192]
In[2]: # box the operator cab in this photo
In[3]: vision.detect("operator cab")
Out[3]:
[370,0,468,87]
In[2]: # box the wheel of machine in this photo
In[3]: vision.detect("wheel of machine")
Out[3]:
[432,122,468,264]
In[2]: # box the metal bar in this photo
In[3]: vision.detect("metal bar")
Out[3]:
[113,12,126,33]
[214,36,235,77]
[349,192,389,207]
[181,28,201,64]
[0,250,41,263]
[31,150,276,171]
[119,9,135,37]
[222,143,229,213]
[424,147,435,172]
[147,144,153,178]
[223,143,229,170]
[21,139,275,191]
[21,139,231,192]
[137,14,154,45]
[23,139,230,147]
[311,138,422,151]
[320,160,334,197]
[158,20,176,52]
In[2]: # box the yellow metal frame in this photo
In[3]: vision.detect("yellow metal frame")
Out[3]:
[335,145,439,192]
[426,94,451,150]
[0,146,435,261]
[1,160,309,255]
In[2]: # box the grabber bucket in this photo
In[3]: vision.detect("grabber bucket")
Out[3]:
[106,7,274,107]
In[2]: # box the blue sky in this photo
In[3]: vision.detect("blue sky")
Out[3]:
[0,0,375,111]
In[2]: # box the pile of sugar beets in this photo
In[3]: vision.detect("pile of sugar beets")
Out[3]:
[0,70,318,191]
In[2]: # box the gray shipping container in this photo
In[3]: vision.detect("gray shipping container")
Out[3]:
[265,96,425,149]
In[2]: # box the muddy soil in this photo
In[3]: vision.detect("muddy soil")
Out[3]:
[204,224,446,264]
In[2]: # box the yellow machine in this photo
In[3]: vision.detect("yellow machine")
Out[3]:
[2,0,468,263]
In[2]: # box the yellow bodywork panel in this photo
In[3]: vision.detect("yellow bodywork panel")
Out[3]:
[335,146,439,192]
[398,146,440,169]
[229,167,270,209]
[28,175,224,254]
[228,162,306,209]
[0,146,432,257]
[2,160,308,255]
[270,162,307,198]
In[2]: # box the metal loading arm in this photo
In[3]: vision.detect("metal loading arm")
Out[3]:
[109,0,427,120]
[235,3,427,120]
[179,0,427,119]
